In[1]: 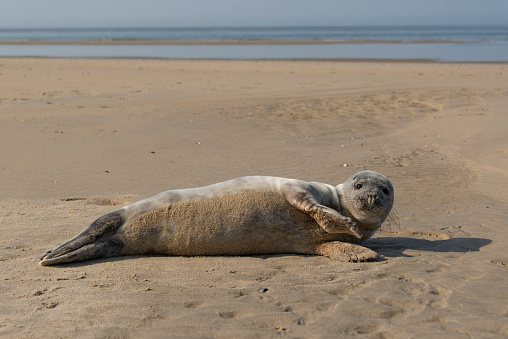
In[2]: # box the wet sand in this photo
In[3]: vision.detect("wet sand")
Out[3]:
[1,58,507,337]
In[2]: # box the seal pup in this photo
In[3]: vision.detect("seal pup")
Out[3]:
[39,171,394,266]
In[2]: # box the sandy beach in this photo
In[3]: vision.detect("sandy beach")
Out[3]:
[1,58,507,338]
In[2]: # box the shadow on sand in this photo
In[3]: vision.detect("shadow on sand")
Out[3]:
[366,236,492,258]
[39,236,493,267]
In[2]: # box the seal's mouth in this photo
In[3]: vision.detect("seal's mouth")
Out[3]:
[353,196,390,218]
[356,195,380,210]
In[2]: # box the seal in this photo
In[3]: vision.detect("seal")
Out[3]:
[39,171,394,266]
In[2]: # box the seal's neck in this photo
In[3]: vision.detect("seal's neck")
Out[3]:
[336,184,344,199]
[335,184,351,218]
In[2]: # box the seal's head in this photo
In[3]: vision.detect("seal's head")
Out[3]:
[338,171,394,231]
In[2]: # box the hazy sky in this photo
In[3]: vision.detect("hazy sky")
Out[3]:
[0,0,506,28]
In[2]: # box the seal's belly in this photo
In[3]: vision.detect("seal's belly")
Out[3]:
[120,190,329,255]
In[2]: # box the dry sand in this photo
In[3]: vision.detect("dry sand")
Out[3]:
[1,58,507,338]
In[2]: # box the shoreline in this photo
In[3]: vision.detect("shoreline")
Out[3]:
[2,56,508,65]
[2,40,507,63]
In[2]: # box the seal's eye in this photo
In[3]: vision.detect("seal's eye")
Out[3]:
[382,187,390,195]
[355,183,363,190]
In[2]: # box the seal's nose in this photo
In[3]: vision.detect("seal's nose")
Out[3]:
[367,192,377,207]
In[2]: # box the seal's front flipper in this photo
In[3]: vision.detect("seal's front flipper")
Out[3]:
[39,238,124,266]
[313,241,377,262]
[39,211,125,265]
[280,181,362,238]
[311,208,362,238]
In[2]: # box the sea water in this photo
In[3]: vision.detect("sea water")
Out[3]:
[1,26,507,42]
[0,26,507,62]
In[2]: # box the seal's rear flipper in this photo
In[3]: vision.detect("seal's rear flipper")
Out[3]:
[313,241,377,262]
[39,238,124,266]
[39,211,125,265]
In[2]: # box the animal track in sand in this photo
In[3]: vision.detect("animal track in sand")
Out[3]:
[346,298,405,320]
[350,323,383,336]
[181,301,206,309]
[26,289,48,298]
[491,259,508,267]
[62,197,130,206]
[41,301,59,309]
[410,231,450,240]
[218,311,245,319]
[220,87,491,135]
[324,285,359,297]
[376,230,450,240]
